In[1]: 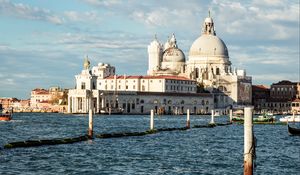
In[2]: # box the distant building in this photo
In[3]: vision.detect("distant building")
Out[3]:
[252,81,299,114]
[30,87,67,112]
[0,98,18,109]
[68,60,212,114]
[270,80,297,101]
[252,85,270,113]
[68,12,252,114]
[291,98,300,114]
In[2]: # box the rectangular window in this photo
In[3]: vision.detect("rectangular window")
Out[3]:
[81,82,86,89]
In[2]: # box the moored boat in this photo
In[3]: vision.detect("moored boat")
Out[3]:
[0,113,12,121]
[288,125,300,136]
[279,115,300,122]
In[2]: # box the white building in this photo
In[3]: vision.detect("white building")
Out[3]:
[68,58,212,114]
[147,12,252,108]
[68,12,251,114]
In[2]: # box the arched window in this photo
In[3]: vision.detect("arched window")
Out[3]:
[195,68,199,78]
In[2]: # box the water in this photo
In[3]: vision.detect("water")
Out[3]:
[0,113,299,174]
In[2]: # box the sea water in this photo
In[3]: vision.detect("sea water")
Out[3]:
[0,113,299,174]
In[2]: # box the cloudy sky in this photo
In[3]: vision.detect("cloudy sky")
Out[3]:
[0,0,299,99]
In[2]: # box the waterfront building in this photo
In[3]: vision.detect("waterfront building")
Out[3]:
[68,12,252,114]
[252,85,270,114]
[0,98,18,109]
[30,87,67,112]
[147,12,252,108]
[291,98,300,114]
[68,59,212,114]
[252,81,300,114]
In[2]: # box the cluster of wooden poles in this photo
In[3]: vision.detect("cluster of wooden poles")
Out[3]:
[3,107,255,175]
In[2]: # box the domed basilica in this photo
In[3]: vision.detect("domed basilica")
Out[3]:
[147,12,252,108]
[68,12,252,114]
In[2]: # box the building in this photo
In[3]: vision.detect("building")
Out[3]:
[30,87,67,112]
[147,12,252,108]
[68,12,252,114]
[291,98,300,114]
[68,59,212,114]
[0,98,18,109]
[252,85,270,114]
[252,81,300,114]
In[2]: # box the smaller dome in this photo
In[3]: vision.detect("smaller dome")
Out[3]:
[163,47,185,62]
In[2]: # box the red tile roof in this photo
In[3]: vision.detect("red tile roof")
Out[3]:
[252,85,269,90]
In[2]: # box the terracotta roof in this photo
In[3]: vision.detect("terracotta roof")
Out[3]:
[105,75,193,81]
[252,85,269,90]
[292,98,300,102]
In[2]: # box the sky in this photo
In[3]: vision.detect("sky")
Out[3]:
[0,0,299,99]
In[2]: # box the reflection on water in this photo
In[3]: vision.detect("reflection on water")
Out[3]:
[0,113,299,174]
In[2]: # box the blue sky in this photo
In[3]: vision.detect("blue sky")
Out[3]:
[0,0,299,99]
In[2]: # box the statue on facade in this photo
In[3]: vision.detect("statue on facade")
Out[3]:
[83,56,90,70]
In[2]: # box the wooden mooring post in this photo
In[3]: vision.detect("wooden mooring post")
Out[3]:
[244,107,254,175]
[150,109,154,130]
[210,110,215,124]
[186,109,190,128]
[88,95,93,138]
[229,109,233,123]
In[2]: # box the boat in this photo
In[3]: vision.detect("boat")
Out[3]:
[232,113,275,123]
[288,125,300,136]
[255,113,276,122]
[0,110,12,121]
[100,107,124,115]
[279,115,300,122]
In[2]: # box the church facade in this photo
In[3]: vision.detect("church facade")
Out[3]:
[68,13,251,114]
[147,13,252,108]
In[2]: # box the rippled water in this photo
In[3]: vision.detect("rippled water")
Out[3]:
[0,113,299,174]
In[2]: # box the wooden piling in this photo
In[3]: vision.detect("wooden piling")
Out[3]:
[210,110,215,124]
[150,109,154,130]
[292,111,295,122]
[229,109,233,123]
[88,96,93,139]
[186,109,190,128]
[244,107,254,175]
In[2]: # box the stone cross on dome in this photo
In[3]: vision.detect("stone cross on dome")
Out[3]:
[202,10,216,35]
[169,33,177,48]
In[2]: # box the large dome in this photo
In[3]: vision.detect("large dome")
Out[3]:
[163,47,185,62]
[189,35,229,58]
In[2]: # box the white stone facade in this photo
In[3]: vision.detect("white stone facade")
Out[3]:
[68,12,252,114]
[68,62,207,114]
[147,13,252,107]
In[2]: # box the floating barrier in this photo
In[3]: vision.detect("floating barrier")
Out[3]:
[4,135,89,149]
[96,127,191,139]
[234,121,286,125]
[3,122,232,149]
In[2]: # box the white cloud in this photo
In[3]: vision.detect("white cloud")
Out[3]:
[0,0,63,25]
[83,0,122,7]
[0,78,16,85]
[211,0,299,40]
[64,11,98,22]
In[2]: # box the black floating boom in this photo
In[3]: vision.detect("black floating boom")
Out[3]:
[4,135,90,149]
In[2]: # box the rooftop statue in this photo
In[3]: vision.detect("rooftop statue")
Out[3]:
[83,56,90,70]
